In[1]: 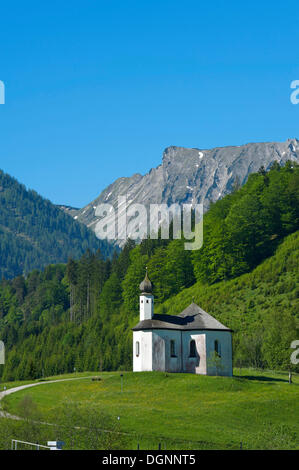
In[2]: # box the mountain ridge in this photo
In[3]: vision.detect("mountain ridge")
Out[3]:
[64,138,299,243]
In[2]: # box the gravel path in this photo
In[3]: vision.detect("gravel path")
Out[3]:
[0,376,95,420]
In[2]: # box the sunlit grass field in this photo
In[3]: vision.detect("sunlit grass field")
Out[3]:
[1,369,299,450]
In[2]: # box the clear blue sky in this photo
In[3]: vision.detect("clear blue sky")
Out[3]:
[0,0,299,207]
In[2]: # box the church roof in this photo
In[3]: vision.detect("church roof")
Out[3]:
[132,302,232,332]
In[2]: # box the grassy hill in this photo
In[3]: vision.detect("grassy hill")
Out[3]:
[1,369,298,450]
[157,230,299,322]
[153,230,299,370]
[0,232,298,382]
[0,163,298,381]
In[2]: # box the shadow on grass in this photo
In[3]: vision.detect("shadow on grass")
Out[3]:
[235,375,288,383]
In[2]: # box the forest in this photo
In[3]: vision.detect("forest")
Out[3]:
[0,160,298,380]
[0,169,113,279]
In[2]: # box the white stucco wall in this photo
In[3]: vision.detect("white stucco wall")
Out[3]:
[182,332,207,374]
[133,330,153,371]
[205,330,233,377]
[133,329,232,377]
[152,330,181,372]
[139,294,154,321]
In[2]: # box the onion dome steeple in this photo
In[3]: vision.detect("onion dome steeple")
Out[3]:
[139,267,153,294]
[139,268,154,321]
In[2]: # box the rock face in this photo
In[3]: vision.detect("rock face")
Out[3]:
[68,139,299,244]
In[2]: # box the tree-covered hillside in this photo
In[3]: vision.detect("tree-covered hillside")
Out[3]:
[0,169,114,278]
[0,161,298,380]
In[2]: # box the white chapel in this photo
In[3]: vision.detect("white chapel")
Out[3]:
[132,270,233,376]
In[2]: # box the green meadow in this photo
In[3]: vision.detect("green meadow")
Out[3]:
[1,369,298,450]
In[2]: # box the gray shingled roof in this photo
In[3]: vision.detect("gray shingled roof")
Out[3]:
[132,303,232,332]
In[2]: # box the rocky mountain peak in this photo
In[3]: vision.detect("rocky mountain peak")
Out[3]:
[61,138,299,246]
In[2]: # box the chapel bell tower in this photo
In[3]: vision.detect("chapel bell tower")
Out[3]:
[139,268,154,321]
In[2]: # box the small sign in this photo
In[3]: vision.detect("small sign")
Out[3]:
[47,441,65,450]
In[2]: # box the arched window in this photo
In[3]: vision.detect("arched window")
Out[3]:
[170,340,176,357]
[136,341,140,357]
[214,340,221,357]
[189,339,196,358]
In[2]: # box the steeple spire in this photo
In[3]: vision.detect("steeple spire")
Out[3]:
[139,267,153,294]
[139,268,154,321]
